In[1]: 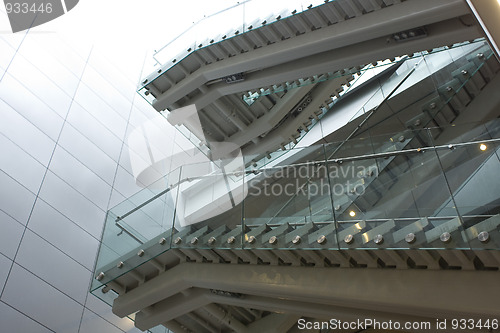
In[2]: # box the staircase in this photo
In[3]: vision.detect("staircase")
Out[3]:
[90,44,500,332]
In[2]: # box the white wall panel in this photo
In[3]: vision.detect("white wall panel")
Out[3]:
[87,49,138,103]
[0,133,46,193]
[16,230,92,304]
[16,46,80,96]
[65,102,123,162]
[0,98,56,166]
[49,146,112,210]
[2,264,83,333]
[79,309,124,333]
[28,199,99,270]
[0,73,65,141]
[0,38,16,71]
[58,123,118,185]
[0,171,36,225]
[0,31,28,48]
[81,65,134,116]
[5,55,73,117]
[0,210,24,259]
[85,294,140,332]
[20,34,88,78]
[0,254,12,292]
[73,83,128,138]
[0,301,53,333]
[38,171,105,239]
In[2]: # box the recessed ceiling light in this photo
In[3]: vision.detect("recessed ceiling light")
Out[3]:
[480,143,487,151]
[349,210,356,217]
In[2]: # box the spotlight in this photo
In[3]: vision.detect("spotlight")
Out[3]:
[480,143,487,151]
[349,210,356,217]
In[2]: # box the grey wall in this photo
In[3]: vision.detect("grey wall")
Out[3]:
[0,28,171,333]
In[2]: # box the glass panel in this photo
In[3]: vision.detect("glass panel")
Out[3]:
[242,145,335,250]
[91,125,500,307]
[435,127,500,250]
[324,126,470,250]
[91,167,181,292]
[171,157,245,255]
[363,150,465,249]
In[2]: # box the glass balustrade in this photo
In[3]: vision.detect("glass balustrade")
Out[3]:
[92,118,500,295]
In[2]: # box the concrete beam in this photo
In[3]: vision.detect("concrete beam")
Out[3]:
[135,286,491,332]
[113,262,500,323]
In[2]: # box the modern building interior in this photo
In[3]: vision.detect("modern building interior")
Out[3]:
[1,0,500,333]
